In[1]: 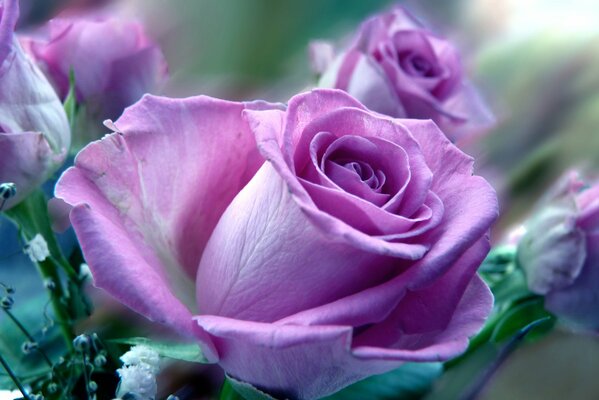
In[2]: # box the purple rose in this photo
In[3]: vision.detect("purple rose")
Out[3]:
[20,12,167,123]
[56,89,497,399]
[0,0,70,210]
[314,6,493,143]
[518,172,599,331]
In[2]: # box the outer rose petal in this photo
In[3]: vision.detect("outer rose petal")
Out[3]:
[545,232,599,330]
[55,95,280,337]
[0,0,70,209]
[0,132,54,207]
[193,274,492,400]
[398,119,498,288]
[196,163,399,322]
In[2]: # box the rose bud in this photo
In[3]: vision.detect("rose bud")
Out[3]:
[517,172,599,331]
[20,12,167,146]
[56,89,498,399]
[314,6,494,144]
[0,0,70,210]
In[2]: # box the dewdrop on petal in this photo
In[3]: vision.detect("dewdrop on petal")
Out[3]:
[120,345,161,374]
[23,234,50,262]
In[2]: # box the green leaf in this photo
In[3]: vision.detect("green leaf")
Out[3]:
[221,375,278,400]
[109,337,212,364]
[489,269,532,306]
[63,69,77,133]
[480,245,517,274]
[491,298,555,343]
[324,362,442,400]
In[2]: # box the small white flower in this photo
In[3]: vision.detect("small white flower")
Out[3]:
[24,234,50,262]
[116,364,157,400]
[120,345,161,374]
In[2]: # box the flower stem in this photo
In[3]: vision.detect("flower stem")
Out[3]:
[0,351,31,400]
[36,258,74,351]
[2,308,53,367]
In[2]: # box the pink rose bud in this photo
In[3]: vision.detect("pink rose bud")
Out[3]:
[315,6,494,144]
[0,0,70,210]
[56,89,498,399]
[518,172,599,331]
[20,12,167,125]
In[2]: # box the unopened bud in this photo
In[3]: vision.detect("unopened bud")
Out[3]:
[21,341,39,354]
[0,182,16,200]
[1,296,14,310]
[73,334,91,352]
[94,353,107,367]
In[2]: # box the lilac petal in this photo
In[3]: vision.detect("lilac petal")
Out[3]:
[246,91,428,258]
[546,232,599,331]
[398,119,498,287]
[194,316,360,400]
[293,107,433,217]
[279,89,367,169]
[48,197,72,233]
[300,178,436,237]
[440,81,496,143]
[351,273,492,360]
[56,95,278,336]
[426,35,462,100]
[196,163,402,322]
[278,235,490,331]
[95,44,168,120]
[321,135,409,197]
[0,0,18,62]
[351,239,491,347]
[0,132,54,209]
[308,40,335,75]
[343,53,405,118]
[192,272,491,400]
[324,160,391,206]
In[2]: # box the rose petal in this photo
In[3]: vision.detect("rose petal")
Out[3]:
[192,269,492,400]
[292,106,433,217]
[0,132,54,209]
[56,94,279,335]
[545,231,599,330]
[196,163,400,322]
[246,91,430,258]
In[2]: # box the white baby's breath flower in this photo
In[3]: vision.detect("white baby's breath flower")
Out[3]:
[116,364,157,400]
[23,234,50,262]
[120,345,161,374]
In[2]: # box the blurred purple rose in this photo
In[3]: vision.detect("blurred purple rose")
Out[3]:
[56,89,497,399]
[20,12,167,135]
[313,6,493,143]
[518,172,599,331]
[0,0,70,210]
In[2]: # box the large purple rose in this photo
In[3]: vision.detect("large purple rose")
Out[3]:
[314,6,493,143]
[517,172,599,332]
[56,89,497,399]
[20,13,167,132]
[0,0,70,210]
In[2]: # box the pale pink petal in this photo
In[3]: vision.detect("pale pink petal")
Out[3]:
[56,95,279,336]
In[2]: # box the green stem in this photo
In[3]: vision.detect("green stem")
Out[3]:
[0,351,31,400]
[2,308,53,367]
[36,258,74,351]
[81,353,91,400]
